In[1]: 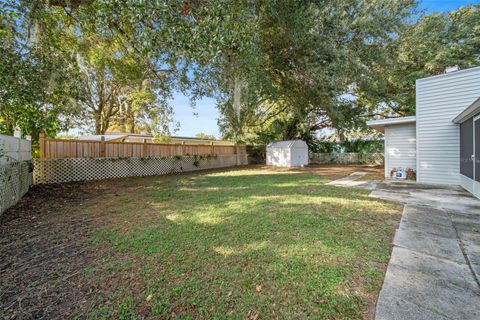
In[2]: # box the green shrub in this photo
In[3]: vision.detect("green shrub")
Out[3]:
[308,139,384,153]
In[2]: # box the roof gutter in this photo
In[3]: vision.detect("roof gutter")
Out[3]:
[366,116,416,133]
[452,97,480,124]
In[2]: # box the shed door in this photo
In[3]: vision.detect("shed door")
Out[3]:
[475,118,480,182]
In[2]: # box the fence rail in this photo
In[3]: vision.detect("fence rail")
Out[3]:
[39,133,241,159]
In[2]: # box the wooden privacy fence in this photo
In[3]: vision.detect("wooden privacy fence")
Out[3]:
[39,133,243,159]
[34,134,247,184]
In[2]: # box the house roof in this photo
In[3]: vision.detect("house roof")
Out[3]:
[78,134,128,141]
[267,140,308,148]
[416,66,480,83]
[78,132,223,142]
[452,97,480,124]
[366,116,416,133]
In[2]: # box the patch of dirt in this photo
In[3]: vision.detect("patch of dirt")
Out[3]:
[304,164,383,180]
[357,165,385,181]
[0,171,214,319]
[255,163,382,181]
[0,180,135,319]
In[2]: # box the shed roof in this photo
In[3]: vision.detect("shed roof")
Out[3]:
[267,140,308,148]
[452,97,480,124]
[366,116,416,133]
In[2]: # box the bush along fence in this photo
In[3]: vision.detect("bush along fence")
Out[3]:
[34,134,247,184]
[0,134,32,215]
[309,153,384,165]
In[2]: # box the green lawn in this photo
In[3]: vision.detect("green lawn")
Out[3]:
[87,166,401,319]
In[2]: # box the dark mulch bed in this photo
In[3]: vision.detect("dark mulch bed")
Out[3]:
[0,182,111,319]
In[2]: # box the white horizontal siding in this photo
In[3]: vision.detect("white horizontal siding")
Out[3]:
[385,123,416,178]
[416,66,480,185]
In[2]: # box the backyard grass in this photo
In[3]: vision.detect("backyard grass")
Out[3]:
[0,165,401,319]
[88,166,400,319]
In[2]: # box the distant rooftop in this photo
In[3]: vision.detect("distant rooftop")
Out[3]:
[78,132,221,142]
[78,134,127,141]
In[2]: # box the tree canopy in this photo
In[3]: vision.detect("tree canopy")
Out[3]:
[0,2,80,144]
[1,0,479,146]
[360,5,480,117]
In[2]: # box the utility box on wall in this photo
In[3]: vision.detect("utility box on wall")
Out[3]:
[266,140,309,168]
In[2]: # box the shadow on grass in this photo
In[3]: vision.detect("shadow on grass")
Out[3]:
[88,170,400,319]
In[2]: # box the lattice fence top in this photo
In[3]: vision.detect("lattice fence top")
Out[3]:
[33,154,247,185]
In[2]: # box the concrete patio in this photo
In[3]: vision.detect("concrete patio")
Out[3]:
[329,173,480,319]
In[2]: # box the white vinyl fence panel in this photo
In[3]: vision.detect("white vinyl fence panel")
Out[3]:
[0,162,32,214]
[0,134,31,164]
[0,135,32,214]
[310,153,384,165]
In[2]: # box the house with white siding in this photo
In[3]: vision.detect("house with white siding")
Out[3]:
[367,66,480,198]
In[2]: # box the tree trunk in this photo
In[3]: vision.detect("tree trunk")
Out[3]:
[101,118,109,134]
[283,118,300,140]
[93,111,109,134]
[94,112,102,135]
[128,119,135,133]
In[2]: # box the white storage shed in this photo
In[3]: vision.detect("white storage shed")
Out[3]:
[266,140,309,167]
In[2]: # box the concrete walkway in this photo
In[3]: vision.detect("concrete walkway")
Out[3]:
[328,174,480,319]
[325,171,368,187]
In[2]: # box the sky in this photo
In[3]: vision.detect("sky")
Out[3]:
[169,0,480,138]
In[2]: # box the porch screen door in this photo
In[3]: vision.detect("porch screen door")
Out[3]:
[475,118,480,182]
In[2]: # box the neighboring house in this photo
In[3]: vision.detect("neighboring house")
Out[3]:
[368,66,480,198]
[77,133,234,145]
